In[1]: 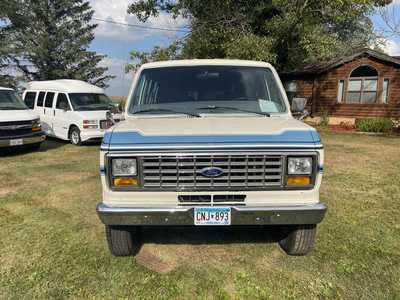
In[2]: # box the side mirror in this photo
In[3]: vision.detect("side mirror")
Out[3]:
[291,97,307,113]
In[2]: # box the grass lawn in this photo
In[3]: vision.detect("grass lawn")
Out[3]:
[0,132,399,299]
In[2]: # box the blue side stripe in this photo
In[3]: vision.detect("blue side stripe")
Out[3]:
[106,130,318,146]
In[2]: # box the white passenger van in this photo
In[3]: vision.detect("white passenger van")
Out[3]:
[23,80,123,145]
[0,87,45,150]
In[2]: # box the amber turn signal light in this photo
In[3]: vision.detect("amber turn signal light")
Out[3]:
[113,177,138,186]
[287,176,311,186]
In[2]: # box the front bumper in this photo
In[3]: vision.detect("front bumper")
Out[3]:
[97,203,327,226]
[80,129,106,142]
[0,132,46,148]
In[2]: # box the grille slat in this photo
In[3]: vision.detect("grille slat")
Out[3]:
[142,154,283,190]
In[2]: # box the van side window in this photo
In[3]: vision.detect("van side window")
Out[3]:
[44,92,55,108]
[24,92,37,109]
[56,93,70,110]
[37,92,46,107]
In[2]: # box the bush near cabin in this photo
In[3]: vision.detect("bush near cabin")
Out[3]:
[355,118,394,133]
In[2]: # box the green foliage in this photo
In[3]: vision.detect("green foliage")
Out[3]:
[319,108,330,127]
[224,33,276,62]
[126,41,183,72]
[355,118,394,133]
[0,75,17,88]
[0,0,113,87]
[126,0,389,72]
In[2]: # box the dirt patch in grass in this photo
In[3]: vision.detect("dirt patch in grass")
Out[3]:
[136,247,178,274]
[0,187,14,197]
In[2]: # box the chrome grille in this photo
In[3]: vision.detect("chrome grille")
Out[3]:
[141,154,284,190]
[0,120,33,138]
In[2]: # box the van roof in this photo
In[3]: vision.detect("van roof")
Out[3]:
[140,59,274,69]
[0,87,14,91]
[26,79,105,94]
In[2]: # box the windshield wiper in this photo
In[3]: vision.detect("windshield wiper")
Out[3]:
[197,105,270,117]
[132,108,201,118]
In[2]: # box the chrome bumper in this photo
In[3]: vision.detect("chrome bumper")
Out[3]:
[97,203,327,226]
[0,133,46,148]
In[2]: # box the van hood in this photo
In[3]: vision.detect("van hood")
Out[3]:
[74,110,123,120]
[74,110,108,120]
[0,110,39,122]
[103,116,322,150]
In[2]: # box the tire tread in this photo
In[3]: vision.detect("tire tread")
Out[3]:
[105,225,137,256]
[279,225,316,256]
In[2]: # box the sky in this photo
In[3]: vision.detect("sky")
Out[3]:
[75,1,400,96]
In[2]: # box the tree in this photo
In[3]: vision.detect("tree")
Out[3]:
[0,0,113,87]
[126,0,390,72]
[0,2,17,87]
[377,1,400,38]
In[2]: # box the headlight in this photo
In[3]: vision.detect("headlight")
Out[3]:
[287,157,313,175]
[112,158,137,176]
[32,119,41,132]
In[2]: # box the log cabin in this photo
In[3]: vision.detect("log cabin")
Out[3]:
[281,49,400,120]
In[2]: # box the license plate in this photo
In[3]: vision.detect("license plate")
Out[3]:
[9,139,23,146]
[194,207,231,226]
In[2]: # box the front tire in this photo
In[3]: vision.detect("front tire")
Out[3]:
[69,126,82,146]
[278,225,316,256]
[105,225,141,256]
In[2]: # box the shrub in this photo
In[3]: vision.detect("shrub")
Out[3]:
[319,108,330,127]
[355,118,393,133]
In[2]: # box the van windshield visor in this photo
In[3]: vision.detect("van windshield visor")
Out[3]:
[0,90,28,110]
[129,66,287,115]
[69,93,113,111]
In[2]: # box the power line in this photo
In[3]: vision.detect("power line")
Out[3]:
[92,17,190,33]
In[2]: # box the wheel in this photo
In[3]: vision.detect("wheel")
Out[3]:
[69,126,82,146]
[105,225,141,256]
[278,225,316,256]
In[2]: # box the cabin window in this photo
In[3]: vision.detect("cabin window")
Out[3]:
[56,93,71,110]
[346,65,378,104]
[382,79,389,104]
[24,92,37,109]
[37,91,46,107]
[337,80,344,103]
[44,92,55,108]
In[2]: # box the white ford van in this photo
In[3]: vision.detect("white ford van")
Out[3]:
[0,87,45,149]
[23,80,123,145]
[97,60,326,257]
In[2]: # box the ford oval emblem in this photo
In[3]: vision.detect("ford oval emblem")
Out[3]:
[200,167,224,178]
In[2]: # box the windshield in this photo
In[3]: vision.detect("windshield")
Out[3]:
[69,93,113,111]
[0,90,28,110]
[129,66,287,116]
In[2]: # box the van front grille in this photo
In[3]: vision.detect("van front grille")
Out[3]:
[141,154,284,190]
[0,120,33,138]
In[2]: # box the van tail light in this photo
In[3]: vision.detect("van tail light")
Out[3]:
[83,120,98,129]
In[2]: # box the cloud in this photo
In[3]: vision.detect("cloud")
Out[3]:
[89,0,188,43]
[382,39,400,56]
[99,57,132,96]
